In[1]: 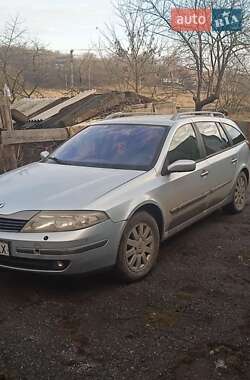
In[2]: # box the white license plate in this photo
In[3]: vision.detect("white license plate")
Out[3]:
[0,241,9,256]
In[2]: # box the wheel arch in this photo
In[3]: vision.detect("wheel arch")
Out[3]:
[241,167,249,184]
[129,202,165,240]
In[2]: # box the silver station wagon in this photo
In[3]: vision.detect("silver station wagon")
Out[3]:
[0,112,249,281]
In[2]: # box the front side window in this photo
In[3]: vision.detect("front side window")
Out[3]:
[167,124,200,164]
[221,123,245,145]
[47,124,169,171]
[196,122,229,156]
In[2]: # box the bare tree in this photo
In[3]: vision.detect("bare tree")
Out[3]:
[0,16,26,102]
[216,55,250,113]
[102,0,163,94]
[127,0,250,109]
[0,16,46,102]
[18,41,47,98]
[77,52,96,90]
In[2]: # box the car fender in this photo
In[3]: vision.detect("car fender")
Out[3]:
[228,164,249,202]
[126,199,165,221]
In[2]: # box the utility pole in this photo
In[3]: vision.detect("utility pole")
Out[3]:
[88,62,91,90]
[70,49,74,90]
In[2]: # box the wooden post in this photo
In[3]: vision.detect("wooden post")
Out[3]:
[0,96,17,172]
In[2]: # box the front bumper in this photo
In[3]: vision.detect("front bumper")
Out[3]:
[0,220,126,275]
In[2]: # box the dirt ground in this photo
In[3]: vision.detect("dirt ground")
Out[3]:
[0,195,249,380]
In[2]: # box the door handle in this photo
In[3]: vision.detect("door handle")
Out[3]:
[231,158,238,164]
[200,170,209,177]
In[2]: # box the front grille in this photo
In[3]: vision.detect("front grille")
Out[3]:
[0,217,27,232]
[0,256,70,271]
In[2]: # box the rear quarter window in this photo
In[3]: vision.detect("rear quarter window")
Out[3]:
[222,123,245,145]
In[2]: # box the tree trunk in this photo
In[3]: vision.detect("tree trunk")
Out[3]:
[195,94,218,111]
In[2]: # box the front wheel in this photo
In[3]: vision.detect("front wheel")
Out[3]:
[116,211,160,282]
[224,172,248,214]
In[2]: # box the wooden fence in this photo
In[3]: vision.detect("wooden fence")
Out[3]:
[0,96,17,172]
[0,96,70,173]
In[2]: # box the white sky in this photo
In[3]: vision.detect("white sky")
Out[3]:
[0,0,116,52]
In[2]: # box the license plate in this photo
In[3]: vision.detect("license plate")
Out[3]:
[0,241,9,256]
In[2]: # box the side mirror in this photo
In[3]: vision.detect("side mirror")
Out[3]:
[162,159,196,175]
[40,151,50,160]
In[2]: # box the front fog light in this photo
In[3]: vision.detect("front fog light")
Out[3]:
[52,260,69,271]
[57,261,66,269]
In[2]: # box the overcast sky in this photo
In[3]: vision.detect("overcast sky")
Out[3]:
[0,0,116,52]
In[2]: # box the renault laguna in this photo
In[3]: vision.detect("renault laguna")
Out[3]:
[0,112,249,281]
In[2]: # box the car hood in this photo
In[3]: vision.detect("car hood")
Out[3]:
[0,163,144,215]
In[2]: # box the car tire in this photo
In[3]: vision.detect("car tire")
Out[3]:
[224,171,248,214]
[116,211,160,282]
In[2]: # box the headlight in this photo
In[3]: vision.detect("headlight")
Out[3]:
[22,211,109,233]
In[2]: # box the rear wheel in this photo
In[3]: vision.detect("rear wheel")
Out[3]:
[116,211,160,282]
[224,172,248,213]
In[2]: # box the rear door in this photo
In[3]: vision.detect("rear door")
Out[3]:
[221,122,248,175]
[194,121,236,208]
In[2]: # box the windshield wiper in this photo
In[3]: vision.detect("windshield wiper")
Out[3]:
[48,156,67,165]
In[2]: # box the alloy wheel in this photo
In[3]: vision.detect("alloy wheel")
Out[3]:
[234,174,247,211]
[125,223,154,272]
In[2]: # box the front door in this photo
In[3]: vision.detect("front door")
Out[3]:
[162,123,209,230]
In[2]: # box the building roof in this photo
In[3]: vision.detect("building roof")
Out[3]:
[17,91,154,130]
[12,98,63,117]
[29,90,97,121]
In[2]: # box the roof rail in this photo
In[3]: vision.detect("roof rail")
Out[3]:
[105,112,157,120]
[172,111,225,120]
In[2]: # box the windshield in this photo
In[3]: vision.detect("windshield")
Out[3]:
[48,124,169,170]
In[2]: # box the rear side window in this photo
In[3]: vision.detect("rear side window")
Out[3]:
[196,122,229,156]
[167,124,200,164]
[217,124,230,147]
[221,123,245,145]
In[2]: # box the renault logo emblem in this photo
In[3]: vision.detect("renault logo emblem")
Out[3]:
[0,202,5,209]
